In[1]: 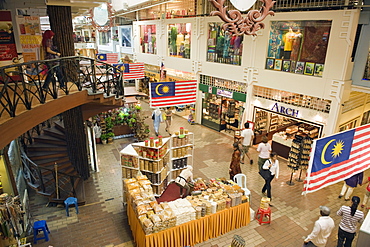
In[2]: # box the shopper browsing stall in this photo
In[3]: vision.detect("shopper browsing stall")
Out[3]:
[174,165,194,198]
[152,108,163,136]
[240,122,254,165]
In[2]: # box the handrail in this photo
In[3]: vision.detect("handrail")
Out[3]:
[0,56,124,119]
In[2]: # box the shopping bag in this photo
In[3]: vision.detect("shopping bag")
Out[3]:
[259,169,272,180]
[162,112,166,121]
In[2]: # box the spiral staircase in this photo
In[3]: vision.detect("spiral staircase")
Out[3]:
[0,56,129,204]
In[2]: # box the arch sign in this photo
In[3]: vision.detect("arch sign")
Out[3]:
[209,0,276,36]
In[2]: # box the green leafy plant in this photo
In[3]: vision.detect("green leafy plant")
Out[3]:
[106,132,115,138]
[100,133,108,140]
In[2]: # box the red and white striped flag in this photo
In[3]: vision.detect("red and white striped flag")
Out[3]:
[303,123,370,194]
[149,80,197,108]
[112,63,145,80]
[96,53,119,65]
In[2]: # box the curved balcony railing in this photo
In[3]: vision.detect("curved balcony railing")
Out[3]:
[0,56,124,120]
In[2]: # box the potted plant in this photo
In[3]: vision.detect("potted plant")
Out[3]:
[107,132,115,143]
[100,133,108,144]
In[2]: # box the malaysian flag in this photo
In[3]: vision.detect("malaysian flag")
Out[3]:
[112,63,145,80]
[303,124,370,194]
[149,80,197,108]
[96,53,119,64]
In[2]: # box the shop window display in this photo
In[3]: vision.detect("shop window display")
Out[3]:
[140,25,157,54]
[266,20,332,77]
[168,23,191,59]
[207,23,243,65]
[202,92,244,132]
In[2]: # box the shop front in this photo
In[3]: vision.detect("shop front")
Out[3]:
[252,87,331,160]
[199,75,247,132]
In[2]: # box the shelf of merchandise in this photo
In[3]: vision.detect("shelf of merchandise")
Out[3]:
[120,137,171,198]
[169,132,194,183]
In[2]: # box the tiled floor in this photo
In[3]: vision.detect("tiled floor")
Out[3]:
[30,102,369,247]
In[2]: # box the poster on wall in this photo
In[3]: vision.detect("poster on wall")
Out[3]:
[15,15,42,62]
[0,11,18,62]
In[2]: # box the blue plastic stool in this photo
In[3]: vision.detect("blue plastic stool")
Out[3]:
[33,220,50,244]
[64,197,79,216]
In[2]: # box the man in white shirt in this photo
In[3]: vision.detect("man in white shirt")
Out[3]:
[240,122,254,165]
[303,206,335,247]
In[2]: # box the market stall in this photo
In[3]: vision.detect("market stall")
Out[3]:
[124,175,250,247]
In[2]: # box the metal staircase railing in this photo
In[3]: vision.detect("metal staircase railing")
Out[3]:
[0,56,124,120]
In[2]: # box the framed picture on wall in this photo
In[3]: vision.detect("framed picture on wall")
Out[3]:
[266,58,274,70]
[295,61,305,74]
[290,60,296,73]
[274,59,282,70]
[304,62,315,75]
[314,63,324,77]
[282,60,291,72]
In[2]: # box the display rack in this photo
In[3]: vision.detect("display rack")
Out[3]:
[120,137,171,198]
[169,132,194,182]
[287,135,313,185]
[254,109,268,133]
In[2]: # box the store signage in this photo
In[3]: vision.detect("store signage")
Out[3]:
[217,89,233,98]
[208,86,212,93]
[271,103,299,118]
[208,0,275,36]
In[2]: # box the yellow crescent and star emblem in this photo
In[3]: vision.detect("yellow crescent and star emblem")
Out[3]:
[321,139,345,165]
[155,84,170,96]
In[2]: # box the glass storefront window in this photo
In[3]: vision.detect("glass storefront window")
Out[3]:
[140,25,157,54]
[202,92,244,132]
[168,23,191,59]
[363,48,370,80]
[266,20,332,77]
[98,30,111,45]
[206,23,243,65]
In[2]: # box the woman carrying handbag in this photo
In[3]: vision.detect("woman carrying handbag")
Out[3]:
[260,152,279,202]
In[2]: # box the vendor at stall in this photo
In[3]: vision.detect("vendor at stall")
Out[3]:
[174,165,193,198]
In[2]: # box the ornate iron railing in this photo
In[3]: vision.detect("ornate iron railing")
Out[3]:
[20,149,79,200]
[0,56,124,120]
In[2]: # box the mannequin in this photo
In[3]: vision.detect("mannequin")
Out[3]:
[290,29,302,61]
[282,28,295,59]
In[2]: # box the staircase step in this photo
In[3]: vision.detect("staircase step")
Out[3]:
[27,144,67,152]
[28,152,67,161]
[37,157,70,167]
[33,135,67,146]
[43,128,66,140]
[54,121,65,133]
[41,162,73,176]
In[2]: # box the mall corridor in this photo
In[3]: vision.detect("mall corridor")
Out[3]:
[29,102,369,247]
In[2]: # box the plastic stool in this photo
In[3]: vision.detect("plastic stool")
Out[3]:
[255,207,271,224]
[33,220,50,244]
[64,197,79,217]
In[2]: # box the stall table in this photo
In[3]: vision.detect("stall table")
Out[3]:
[127,201,250,247]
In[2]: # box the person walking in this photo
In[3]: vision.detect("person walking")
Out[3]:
[261,152,279,201]
[174,165,194,198]
[361,176,370,209]
[165,107,173,134]
[229,142,242,180]
[338,172,363,201]
[303,206,335,247]
[152,107,163,136]
[257,135,271,171]
[42,30,65,90]
[336,196,364,247]
[240,122,254,165]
